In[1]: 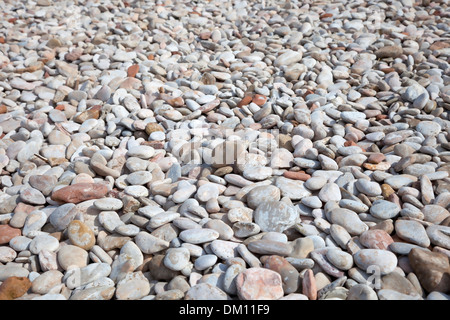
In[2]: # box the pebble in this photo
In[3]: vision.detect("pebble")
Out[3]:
[354,249,398,275]
[395,220,430,248]
[235,268,284,300]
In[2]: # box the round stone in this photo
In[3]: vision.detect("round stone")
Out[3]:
[246,185,280,209]
[57,245,89,271]
[353,249,398,275]
[370,200,401,220]
[67,220,96,250]
[163,247,191,271]
[253,201,299,233]
[29,235,60,254]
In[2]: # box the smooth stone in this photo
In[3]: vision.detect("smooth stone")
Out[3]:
[353,249,398,275]
[115,272,151,300]
[395,220,430,247]
[246,185,280,209]
[135,231,169,254]
[326,249,353,271]
[67,220,96,250]
[370,200,400,220]
[254,201,299,233]
[409,248,450,293]
[93,198,123,211]
[164,247,191,271]
[29,234,59,254]
[185,283,228,300]
[235,268,284,300]
[49,203,77,231]
[359,229,394,250]
[329,208,368,236]
[57,245,89,271]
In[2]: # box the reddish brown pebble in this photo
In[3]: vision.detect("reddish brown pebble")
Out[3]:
[235,268,284,300]
[359,229,394,250]
[0,277,32,300]
[252,94,267,106]
[302,269,317,300]
[283,171,311,181]
[367,153,386,164]
[127,64,139,78]
[237,95,253,108]
[344,140,358,147]
[0,105,7,114]
[51,183,108,204]
[0,225,21,245]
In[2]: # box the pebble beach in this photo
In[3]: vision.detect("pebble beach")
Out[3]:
[0,0,449,300]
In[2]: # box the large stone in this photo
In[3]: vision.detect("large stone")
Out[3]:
[354,249,398,275]
[236,268,284,300]
[51,183,108,204]
[409,248,450,293]
[253,201,299,233]
[0,276,32,300]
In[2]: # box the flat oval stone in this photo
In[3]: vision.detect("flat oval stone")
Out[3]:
[426,225,450,250]
[395,220,430,247]
[247,239,292,256]
[51,183,108,204]
[57,245,89,271]
[20,187,46,205]
[29,234,60,254]
[49,203,77,231]
[93,198,123,211]
[326,249,353,270]
[329,208,368,236]
[246,185,280,209]
[194,254,218,271]
[353,249,398,275]
[0,247,17,263]
[355,179,382,196]
[254,201,299,233]
[23,210,47,236]
[179,228,220,244]
[359,229,394,250]
[370,200,400,220]
[209,239,240,260]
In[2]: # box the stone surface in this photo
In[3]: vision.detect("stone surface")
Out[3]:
[235,268,284,300]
